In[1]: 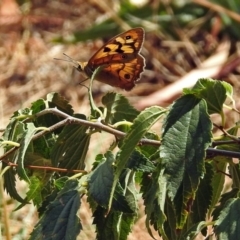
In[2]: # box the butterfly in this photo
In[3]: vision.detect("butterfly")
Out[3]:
[55,28,145,91]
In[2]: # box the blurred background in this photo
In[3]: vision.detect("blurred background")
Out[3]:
[1,0,240,239]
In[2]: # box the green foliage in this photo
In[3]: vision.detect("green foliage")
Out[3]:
[53,0,240,44]
[1,78,240,239]
[29,179,81,240]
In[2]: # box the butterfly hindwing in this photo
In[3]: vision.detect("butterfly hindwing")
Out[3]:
[93,55,145,91]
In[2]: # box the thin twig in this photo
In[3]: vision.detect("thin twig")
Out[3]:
[33,108,161,146]
[1,108,240,166]
[1,159,87,173]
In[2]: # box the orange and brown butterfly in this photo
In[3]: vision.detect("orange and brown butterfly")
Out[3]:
[55,28,145,91]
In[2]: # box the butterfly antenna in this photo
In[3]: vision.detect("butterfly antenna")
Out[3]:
[54,53,80,70]
[79,78,89,90]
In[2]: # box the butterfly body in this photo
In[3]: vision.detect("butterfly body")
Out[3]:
[57,28,145,91]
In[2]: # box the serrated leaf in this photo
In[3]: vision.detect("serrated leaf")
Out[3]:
[54,177,69,190]
[88,151,115,207]
[93,206,135,240]
[2,119,25,146]
[214,198,240,239]
[51,115,90,171]
[127,150,155,172]
[184,78,231,114]
[212,188,239,221]
[160,95,212,227]
[141,166,168,239]
[164,195,177,239]
[31,98,46,114]
[123,171,138,213]
[230,163,240,188]
[26,176,43,207]
[33,93,75,135]
[188,162,213,235]
[117,213,135,240]
[208,158,228,218]
[102,92,139,124]
[14,122,38,183]
[2,121,28,202]
[30,179,81,240]
[112,182,134,213]
[3,167,26,203]
[38,189,59,217]
[109,106,165,210]
[180,221,208,240]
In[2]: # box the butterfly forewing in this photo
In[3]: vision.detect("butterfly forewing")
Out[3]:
[89,28,144,62]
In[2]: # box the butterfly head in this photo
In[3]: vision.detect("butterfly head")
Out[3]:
[54,53,87,72]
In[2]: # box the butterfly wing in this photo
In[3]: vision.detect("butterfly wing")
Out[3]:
[82,28,145,90]
[94,55,145,91]
[89,27,144,66]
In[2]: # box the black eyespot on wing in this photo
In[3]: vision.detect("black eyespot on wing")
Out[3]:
[124,73,131,79]
[126,35,131,40]
[121,54,127,59]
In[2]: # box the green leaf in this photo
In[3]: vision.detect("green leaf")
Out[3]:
[230,163,240,189]
[51,116,90,171]
[2,121,27,202]
[93,206,135,240]
[141,166,169,239]
[164,196,177,239]
[30,179,81,240]
[112,182,134,213]
[184,78,232,114]
[187,162,213,235]
[26,176,43,207]
[15,122,38,183]
[138,132,160,158]
[88,152,135,213]
[214,198,240,239]
[88,151,115,207]
[127,150,155,172]
[117,213,135,240]
[27,95,76,163]
[212,188,239,221]
[109,106,165,209]
[54,177,69,190]
[208,158,228,218]
[31,98,46,114]
[102,92,139,124]
[32,93,74,135]
[3,167,26,203]
[180,221,209,240]
[2,119,25,147]
[122,171,138,213]
[160,95,212,227]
